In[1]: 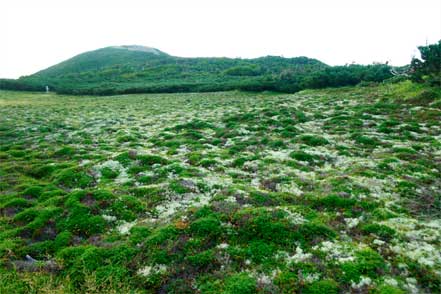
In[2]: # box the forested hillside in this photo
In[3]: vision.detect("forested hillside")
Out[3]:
[0,45,393,95]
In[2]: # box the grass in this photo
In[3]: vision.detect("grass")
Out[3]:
[0,82,440,293]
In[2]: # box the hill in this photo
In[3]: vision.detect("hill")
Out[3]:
[2,45,392,95]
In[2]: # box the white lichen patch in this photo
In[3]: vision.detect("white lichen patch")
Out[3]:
[154,192,212,220]
[266,150,292,161]
[391,241,441,268]
[313,240,357,263]
[137,264,168,277]
[283,247,312,264]
[276,182,303,196]
[351,276,372,289]
[102,214,117,222]
[345,217,361,229]
[216,243,229,250]
[117,220,137,235]
[281,207,306,225]
[114,169,131,184]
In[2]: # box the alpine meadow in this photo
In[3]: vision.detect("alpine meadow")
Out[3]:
[1,2,441,293]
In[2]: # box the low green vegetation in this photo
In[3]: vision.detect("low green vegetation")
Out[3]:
[0,80,440,293]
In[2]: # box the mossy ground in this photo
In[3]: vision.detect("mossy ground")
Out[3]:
[0,82,440,293]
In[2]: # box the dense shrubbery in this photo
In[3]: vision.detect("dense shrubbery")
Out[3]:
[47,63,392,95]
[0,79,44,91]
[3,41,439,96]
[223,65,262,76]
[410,40,440,86]
[0,46,393,95]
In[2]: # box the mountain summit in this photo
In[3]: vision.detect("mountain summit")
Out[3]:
[110,45,167,55]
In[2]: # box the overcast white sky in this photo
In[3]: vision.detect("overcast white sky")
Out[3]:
[2,0,440,78]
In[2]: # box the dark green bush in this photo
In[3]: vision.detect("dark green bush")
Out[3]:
[274,271,299,293]
[190,216,222,238]
[224,273,257,294]
[314,195,357,209]
[54,146,76,157]
[246,240,275,262]
[55,168,93,188]
[355,248,386,277]
[375,285,405,294]
[338,248,386,285]
[290,151,318,163]
[21,186,44,198]
[54,231,72,251]
[303,279,339,294]
[299,135,329,146]
[187,249,216,267]
[361,224,396,240]
[137,154,168,166]
[101,167,119,179]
